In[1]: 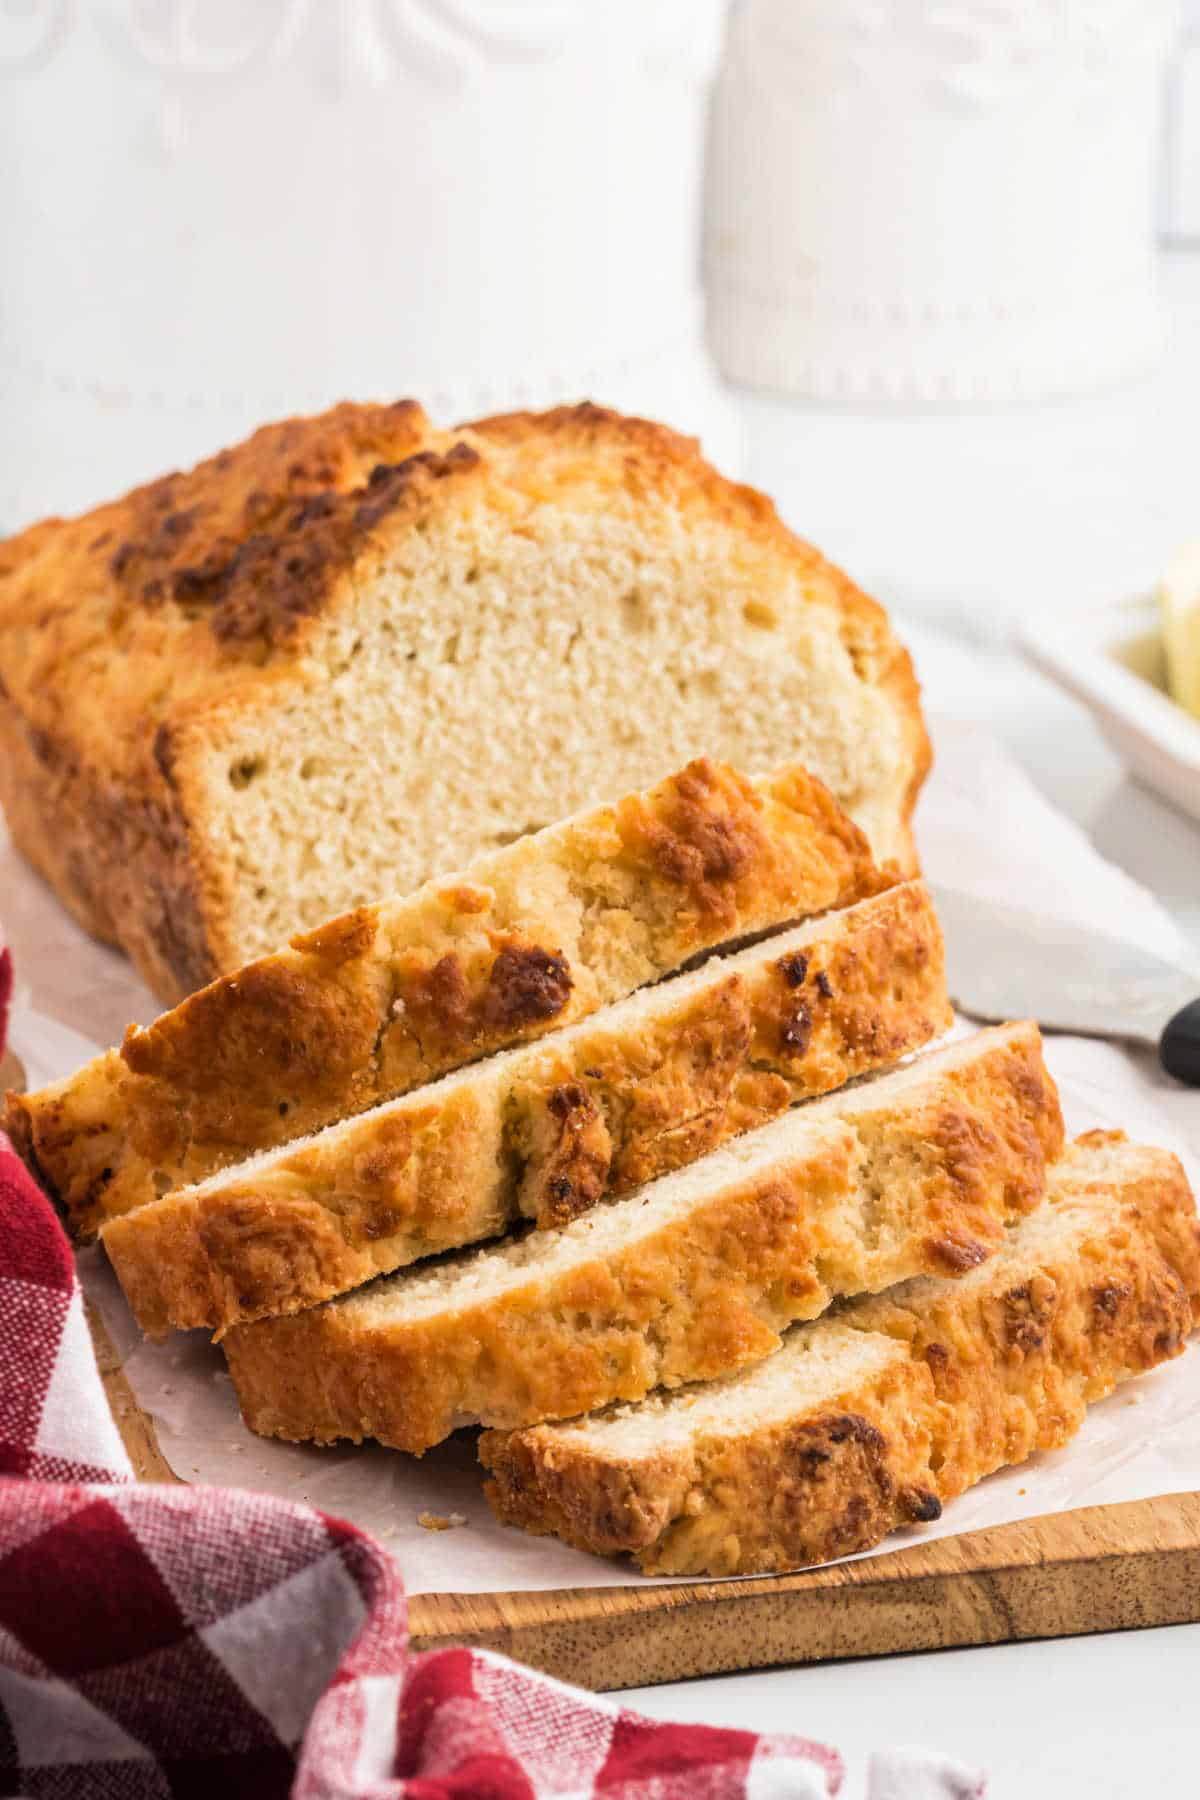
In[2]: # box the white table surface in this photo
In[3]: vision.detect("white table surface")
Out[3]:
[626,265,1200,1797]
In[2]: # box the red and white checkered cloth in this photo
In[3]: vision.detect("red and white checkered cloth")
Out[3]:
[0,947,985,1798]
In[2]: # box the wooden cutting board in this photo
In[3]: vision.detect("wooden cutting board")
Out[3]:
[89,1302,1200,1692]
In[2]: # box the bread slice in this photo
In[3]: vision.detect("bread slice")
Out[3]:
[6,755,884,1241]
[481,1133,1200,1575]
[101,880,951,1337]
[221,1021,1062,1454]
[0,401,928,1003]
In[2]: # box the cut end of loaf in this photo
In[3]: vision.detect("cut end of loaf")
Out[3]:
[190,519,921,965]
[184,406,927,967]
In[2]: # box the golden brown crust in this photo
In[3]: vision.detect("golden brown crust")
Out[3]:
[224,1167,825,1455]
[481,1365,938,1570]
[874,1132,1200,1507]
[481,1137,1200,1575]
[100,881,951,1336]
[7,756,883,1240]
[0,685,220,995]
[0,400,928,998]
[220,1020,1060,1453]
[0,400,434,658]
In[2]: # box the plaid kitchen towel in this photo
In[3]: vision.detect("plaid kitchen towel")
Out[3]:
[0,967,985,1799]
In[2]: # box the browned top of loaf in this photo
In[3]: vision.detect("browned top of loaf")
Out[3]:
[0,400,917,782]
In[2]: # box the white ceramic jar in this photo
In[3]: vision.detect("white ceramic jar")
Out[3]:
[705,0,1178,407]
[0,0,737,525]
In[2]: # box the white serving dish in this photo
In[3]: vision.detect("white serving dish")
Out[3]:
[1021,598,1200,825]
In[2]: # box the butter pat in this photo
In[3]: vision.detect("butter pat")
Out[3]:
[1160,541,1200,721]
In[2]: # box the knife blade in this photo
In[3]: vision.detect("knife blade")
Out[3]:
[931,886,1200,1084]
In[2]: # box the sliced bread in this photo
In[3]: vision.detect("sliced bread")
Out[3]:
[102,880,951,1336]
[221,1021,1062,1454]
[6,755,884,1242]
[481,1133,1200,1575]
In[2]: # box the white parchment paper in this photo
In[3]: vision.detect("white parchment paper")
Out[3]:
[5,717,1200,1596]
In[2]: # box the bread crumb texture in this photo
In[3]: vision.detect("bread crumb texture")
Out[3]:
[480,1133,1200,1574]
[0,401,929,1002]
[417,1511,466,1532]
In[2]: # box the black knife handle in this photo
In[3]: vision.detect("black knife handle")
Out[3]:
[1160,999,1200,1086]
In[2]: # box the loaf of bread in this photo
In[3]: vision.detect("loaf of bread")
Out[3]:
[101,880,950,1335]
[221,1022,1063,1454]
[0,401,929,1002]
[481,1133,1200,1575]
[6,755,883,1239]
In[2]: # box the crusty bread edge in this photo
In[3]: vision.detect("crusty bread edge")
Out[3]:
[103,881,953,1336]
